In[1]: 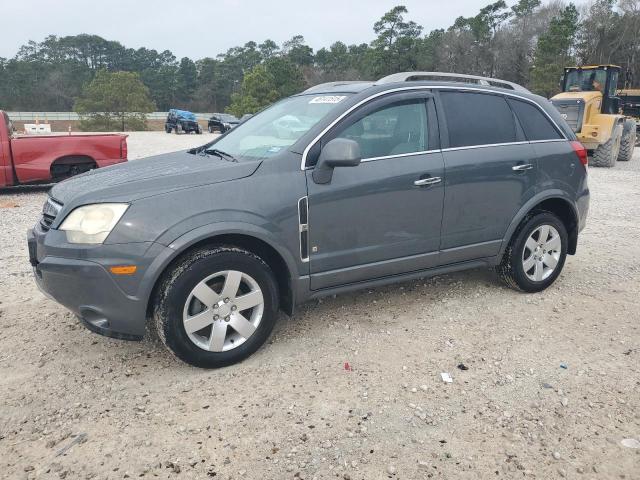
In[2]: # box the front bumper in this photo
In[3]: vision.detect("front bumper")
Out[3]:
[27,226,170,341]
[181,122,199,131]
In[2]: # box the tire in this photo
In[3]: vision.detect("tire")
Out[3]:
[165,126,171,133]
[497,211,568,293]
[175,124,181,135]
[591,124,622,167]
[153,246,279,368]
[617,119,636,162]
[208,125,213,133]
[196,126,202,134]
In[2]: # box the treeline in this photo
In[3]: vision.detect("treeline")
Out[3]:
[1,0,638,115]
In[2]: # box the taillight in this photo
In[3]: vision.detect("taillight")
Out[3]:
[120,136,128,159]
[570,141,588,169]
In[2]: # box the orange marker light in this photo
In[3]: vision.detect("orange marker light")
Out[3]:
[110,265,137,275]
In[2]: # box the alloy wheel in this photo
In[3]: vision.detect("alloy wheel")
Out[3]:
[182,270,264,352]
[522,224,562,282]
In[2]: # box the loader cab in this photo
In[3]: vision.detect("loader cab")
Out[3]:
[561,65,621,114]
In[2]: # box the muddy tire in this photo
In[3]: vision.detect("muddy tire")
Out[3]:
[497,211,568,293]
[617,119,636,162]
[591,124,622,167]
[153,246,279,368]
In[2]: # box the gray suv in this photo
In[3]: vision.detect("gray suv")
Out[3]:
[27,72,590,368]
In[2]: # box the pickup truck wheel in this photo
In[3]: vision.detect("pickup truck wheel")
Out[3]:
[208,125,213,133]
[175,124,181,135]
[497,212,568,293]
[165,126,171,133]
[617,119,636,162]
[50,157,97,180]
[153,247,279,368]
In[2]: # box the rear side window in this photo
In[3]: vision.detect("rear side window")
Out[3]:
[441,92,516,148]
[507,98,562,141]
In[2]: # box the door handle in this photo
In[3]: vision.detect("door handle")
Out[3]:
[512,164,533,171]
[414,176,442,186]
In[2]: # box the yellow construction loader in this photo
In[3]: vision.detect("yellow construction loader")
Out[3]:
[551,65,636,167]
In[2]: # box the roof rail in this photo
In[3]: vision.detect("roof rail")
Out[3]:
[302,81,373,94]
[375,72,530,93]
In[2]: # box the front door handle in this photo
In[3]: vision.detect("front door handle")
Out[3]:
[414,176,442,187]
[512,164,533,171]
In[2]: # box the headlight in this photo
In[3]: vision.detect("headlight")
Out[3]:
[59,203,128,244]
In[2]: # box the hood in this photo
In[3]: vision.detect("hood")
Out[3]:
[50,150,261,206]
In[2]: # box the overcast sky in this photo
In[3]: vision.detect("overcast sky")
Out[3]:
[0,0,571,60]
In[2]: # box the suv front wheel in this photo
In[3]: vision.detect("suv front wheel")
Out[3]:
[153,247,279,368]
[497,212,568,292]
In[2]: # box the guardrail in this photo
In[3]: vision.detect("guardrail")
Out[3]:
[6,112,215,121]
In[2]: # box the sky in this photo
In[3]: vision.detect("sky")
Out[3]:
[0,0,566,60]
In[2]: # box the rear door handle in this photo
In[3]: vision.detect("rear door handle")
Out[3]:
[414,176,442,186]
[512,164,533,171]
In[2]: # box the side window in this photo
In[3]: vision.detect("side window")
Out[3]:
[441,92,516,148]
[333,99,428,159]
[607,70,618,98]
[507,98,562,141]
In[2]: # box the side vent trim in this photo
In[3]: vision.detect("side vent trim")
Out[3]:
[298,197,309,262]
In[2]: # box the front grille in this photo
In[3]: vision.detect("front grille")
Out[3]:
[40,197,63,232]
[551,99,584,133]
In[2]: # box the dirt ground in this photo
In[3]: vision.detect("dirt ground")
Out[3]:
[1,132,638,480]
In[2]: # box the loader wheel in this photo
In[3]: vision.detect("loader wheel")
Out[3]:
[591,124,622,167]
[617,119,636,162]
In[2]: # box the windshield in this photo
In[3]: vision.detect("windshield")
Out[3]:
[219,114,238,122]
[173,109,196,121]
[202,94,351,161]
[564,69,607,93]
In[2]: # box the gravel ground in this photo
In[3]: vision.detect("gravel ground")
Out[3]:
[1,132,639,480]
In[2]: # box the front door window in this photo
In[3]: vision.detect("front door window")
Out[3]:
[334,100,428,159]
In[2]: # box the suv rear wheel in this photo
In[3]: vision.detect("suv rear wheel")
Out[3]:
[153,247,279,368]
[497,212,568,292]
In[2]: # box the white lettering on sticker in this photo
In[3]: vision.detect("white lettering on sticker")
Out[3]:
[309,96,346,104]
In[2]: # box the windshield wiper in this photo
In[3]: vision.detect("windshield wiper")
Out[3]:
[204,148,237,162]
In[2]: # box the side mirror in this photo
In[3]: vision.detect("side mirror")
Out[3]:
[312,138,361,184]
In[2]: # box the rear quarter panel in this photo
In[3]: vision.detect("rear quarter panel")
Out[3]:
[532,140,589,230]
[9,134,126,184]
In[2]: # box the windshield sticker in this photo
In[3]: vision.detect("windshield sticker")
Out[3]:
[309,95,346,104]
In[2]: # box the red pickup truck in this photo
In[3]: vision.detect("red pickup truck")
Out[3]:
[0,111,128,187]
